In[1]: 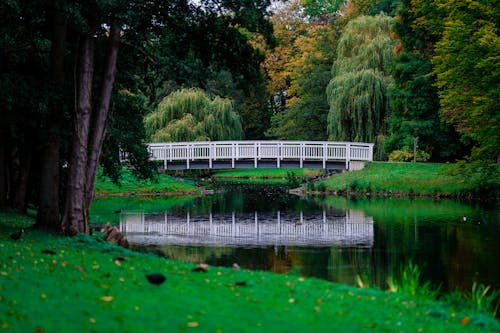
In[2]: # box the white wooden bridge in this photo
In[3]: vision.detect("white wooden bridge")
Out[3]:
[145,141,374,170]
[120,210,374,247]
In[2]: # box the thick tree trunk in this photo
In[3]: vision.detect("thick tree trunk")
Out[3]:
[85,20,121,209]
[9,125,33,212]
[0,128,7,207]
[62,33,95,235]
[36,8,66,230]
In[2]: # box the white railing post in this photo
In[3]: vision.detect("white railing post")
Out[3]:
[254,142,259,168]
[277,142,281,168]
[323,143,327,169]
[369,144,374,161]
[300,142,304,168]
[209,142,213,168]
[231,143,235,168]
[345,143,351,170]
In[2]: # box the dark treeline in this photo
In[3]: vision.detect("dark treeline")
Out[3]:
[0,0,272,233]
[0,0,498,235]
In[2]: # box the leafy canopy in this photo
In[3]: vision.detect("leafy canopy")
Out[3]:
[327,14,397,145]
[144,88,243,142]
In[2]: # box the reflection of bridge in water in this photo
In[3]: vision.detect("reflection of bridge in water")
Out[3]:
[120,210,374,247]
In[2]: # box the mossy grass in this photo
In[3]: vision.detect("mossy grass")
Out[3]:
[316,162,490,197]
[1,210,499,332]
[94,168,200,196]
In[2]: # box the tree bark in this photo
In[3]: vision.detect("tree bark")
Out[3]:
[62,32,95,235]
[85,20,121,209]
[0,128,7,207]
[8,125,33,212]
[36,7,66,230]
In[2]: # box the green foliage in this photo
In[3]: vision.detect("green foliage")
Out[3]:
[301,0,344,18]
[327,14,397,144]
[387,52,465,161]
[467,283,500,317]
[408,0,499,163]
[264,2,336,141]
[387,261,439,298]
[286,171,302,188]
[431,1,500,162]
[102,89,156,183]
[144,88,243,142]
[318,162,477,197]
[447,160,500,198]
[388,146,430,162]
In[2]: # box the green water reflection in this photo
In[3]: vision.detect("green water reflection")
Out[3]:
[91,188,500,292]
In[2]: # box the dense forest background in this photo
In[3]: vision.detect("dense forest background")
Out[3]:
[1,0,498,233]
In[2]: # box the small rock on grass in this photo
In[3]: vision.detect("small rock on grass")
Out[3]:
[192,263,209,272]
[146,273,166,285]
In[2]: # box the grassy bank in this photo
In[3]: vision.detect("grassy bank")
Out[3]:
[95,169,200,196]
[312,162,487,197]
[212,168,320,186]
[1,211,499,332]
[90,196,197,224]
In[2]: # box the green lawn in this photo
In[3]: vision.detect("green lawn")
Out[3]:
[1,211,499,332]
[317,162,475,197]
[94,169,200,196]
[212,168,320,179]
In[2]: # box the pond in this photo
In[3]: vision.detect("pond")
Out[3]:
[91,185,500,292]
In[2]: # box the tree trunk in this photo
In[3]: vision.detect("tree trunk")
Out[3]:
[0,128,7,207]
[36,8,66,230]
[85,20,121,209]
[62,32,95,235]
[8,125,33,212]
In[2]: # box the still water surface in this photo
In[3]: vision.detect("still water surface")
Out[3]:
[91,186,500,292]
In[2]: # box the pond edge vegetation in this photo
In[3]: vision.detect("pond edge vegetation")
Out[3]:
[1,210,499,332]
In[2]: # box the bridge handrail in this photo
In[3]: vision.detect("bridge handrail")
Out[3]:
[145,140,373,167]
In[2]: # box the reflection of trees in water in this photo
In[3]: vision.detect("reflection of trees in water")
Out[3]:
[122,193,499,291]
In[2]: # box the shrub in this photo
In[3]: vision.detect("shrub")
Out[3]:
[388,147,430,162]
[286,171,301,188]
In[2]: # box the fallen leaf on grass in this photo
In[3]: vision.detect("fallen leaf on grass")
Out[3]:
[460,317,470,326]
[100,296,114,302]
[187,322,199,328]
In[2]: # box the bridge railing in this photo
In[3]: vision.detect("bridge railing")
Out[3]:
[146,141,373,169]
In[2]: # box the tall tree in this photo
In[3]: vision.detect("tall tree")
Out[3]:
[36,5,68,229]
[1,0,274,234]
[326,14,397,147]
[431,0,499,162]
[384,0,464,161]
[266,24,337,140]
[144,88,243,142]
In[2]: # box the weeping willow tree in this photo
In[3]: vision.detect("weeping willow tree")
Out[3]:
[144,88,244,142]
[327,14,397,145]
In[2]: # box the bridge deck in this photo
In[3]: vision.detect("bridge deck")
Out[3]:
[145,141,373,170]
